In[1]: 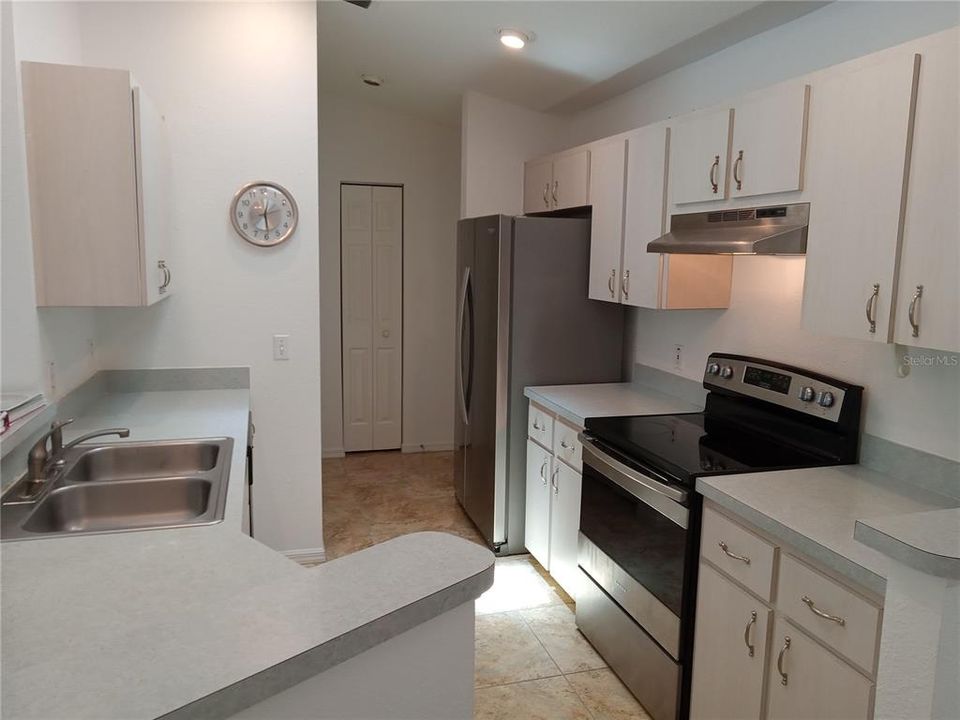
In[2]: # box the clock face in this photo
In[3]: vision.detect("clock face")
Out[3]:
[230,181,298,247]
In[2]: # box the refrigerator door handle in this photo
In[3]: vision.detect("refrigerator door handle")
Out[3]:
[457,266,472,425]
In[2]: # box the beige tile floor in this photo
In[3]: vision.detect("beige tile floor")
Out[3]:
[321,451,651,720]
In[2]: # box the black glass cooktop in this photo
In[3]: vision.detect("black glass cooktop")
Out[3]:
[585,412,833,486]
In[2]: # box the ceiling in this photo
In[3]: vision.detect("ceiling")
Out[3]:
[318,1,828,127]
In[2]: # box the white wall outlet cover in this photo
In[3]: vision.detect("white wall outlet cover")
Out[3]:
[273,334,290,361]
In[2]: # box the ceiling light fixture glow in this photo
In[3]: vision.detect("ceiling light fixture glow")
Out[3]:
[498,29,529,50]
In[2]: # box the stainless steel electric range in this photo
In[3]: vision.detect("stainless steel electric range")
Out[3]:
[575,354,864,720]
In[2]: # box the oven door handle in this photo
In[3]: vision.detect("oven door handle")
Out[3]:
[580,434,689,528]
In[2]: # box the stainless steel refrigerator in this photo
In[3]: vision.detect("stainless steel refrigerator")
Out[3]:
[454,215,625,555]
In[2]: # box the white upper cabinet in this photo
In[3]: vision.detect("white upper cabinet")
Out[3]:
[553,149,590,210]
[730,82,810,199]
[802,50,918,343]
[523,158,554,214]
[892,30,959,352]
[23,62,172,307]
[587,138,627,302]
[670,107,732,204]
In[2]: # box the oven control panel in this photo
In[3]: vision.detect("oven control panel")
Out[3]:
[703,354,854,423]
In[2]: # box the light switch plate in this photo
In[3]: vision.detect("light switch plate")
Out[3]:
[273,334,290,361]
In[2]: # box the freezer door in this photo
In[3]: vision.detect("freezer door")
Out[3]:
[453,219,474,508]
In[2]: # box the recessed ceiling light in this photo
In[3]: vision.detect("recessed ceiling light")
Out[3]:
[360,74,384,87]
[498,29,531,50]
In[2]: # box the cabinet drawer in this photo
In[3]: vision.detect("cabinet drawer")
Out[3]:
[553,418,582,470]
[777,554,880,673]
[701,506,777,601]
[527,403,554,449]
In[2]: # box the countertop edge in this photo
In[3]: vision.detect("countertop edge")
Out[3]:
[854,519,960,580]
[164,559,495,720]
[523,387,586,427]
[697,480,887,596]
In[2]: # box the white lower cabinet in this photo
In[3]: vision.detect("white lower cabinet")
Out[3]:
[691,503,880,720]
[690,562,771,720]
[524,402,584,598]
[767,617,874,720]
[524,439,553,570]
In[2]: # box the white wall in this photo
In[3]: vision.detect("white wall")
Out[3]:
[559,2,960,461]
[70,1,323,553]
[2,1,99,399]
[460,90,568,218]
[319,91,460,455]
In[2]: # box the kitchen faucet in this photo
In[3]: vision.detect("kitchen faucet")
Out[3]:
[22,419,130,499]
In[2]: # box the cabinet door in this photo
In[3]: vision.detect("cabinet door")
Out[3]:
[524,439,552,569]
[731,82,810,199]
[671,107,731,204]
[690,563,771,720]
[133,86,172,305]
[548,461,583,599]
[767,618,874,720]
[523,159,553,214]
[622,124,669,309]
[587,139,626,303]
[893,31,959,352]
[553,150,590,209]
[802,50,919,343]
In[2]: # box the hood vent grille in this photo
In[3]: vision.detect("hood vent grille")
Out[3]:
[647,203,809,255]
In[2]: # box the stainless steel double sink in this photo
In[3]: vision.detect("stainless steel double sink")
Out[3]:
[1,438,234,541]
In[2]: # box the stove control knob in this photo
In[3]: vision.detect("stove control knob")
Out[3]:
[706,362,720,376]
[798,386,815,402]
[817,391,835,408]
[719,365,734,379]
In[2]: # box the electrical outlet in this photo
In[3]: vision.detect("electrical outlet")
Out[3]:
[273,334,290,361]
[673,344,683,371]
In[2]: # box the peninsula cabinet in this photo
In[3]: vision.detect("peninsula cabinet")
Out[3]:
[522,149,590,214]
[589,123,732,309]
[22,62,172,307]
[803,29,959,354]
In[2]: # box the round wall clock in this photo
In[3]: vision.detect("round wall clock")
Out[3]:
[230,181,298,247]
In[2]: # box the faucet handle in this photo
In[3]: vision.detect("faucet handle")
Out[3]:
[48,418,75,455]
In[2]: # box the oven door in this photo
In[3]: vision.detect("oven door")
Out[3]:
[578,434,690,660]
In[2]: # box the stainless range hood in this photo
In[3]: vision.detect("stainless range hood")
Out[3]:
[647,203,809,255]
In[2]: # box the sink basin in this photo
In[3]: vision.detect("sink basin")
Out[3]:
[1,438,233,541]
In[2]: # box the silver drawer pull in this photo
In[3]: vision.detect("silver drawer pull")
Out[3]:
[560,440,572,450]
[777,636,791,686]
[801,595,846,626]
[539,461,548,485]
[718,541,751,565]
[533,419,543,431]
[744,610,757,657]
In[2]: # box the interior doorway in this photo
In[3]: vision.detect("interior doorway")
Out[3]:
[340,183,403,452]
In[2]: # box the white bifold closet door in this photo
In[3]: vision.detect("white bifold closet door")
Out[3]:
[341,184,403,452]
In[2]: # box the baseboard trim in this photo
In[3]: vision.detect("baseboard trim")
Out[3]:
[284,547,327,565]
[322,448,345,459]
[401,443,454,454]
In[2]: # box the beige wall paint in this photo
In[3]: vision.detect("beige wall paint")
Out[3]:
[319,91,460,456]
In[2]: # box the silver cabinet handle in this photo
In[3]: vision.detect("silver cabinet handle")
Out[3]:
[158,260,171,294]
[560,440,571,450]
[744,610,757,657]
[801,595,846,626]
[533,419,543,431]
[608,269,616,298]
[552,179,559,204]
[709,155,720,194]
[777,636,791,686]
[865,283,879,334]
[543,183,550,208]
[733,150,743,190]
[718,541,751,565]
[551,466,559,495]
[908,284,923,338]
[539,460,548,485]
[622,269,630,300]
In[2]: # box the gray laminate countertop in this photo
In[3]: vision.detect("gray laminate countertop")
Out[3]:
[1,388,494,720]
[854,507,960,580]
[524,382,702,428]
[698,465,958,595]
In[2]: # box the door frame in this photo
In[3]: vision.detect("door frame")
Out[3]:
[339,181,404,452]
